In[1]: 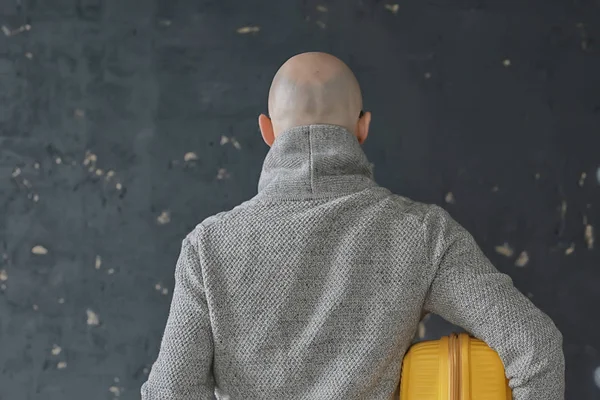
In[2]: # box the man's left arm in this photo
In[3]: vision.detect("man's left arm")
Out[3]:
[141,235,215,400]
[421,206,565,399]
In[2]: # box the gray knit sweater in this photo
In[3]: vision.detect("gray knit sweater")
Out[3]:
[141,124,565,400]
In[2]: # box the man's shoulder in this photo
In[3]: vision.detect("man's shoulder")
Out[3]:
[186,198,259,240]
[382,192,443,224]
[185,191,449,241]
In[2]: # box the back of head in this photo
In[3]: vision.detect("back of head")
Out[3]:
[267,52,364,136]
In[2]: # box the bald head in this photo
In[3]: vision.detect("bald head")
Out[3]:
[259,52,371,146]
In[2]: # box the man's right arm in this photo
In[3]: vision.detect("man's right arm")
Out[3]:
[421,205,565,400]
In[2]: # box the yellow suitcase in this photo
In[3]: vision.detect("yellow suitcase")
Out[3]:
[400,333,512,400]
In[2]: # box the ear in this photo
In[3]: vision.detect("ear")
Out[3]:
[259,114,275,147]
[356,111,371,144]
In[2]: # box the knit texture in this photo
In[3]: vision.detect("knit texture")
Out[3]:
[141,124,565,400]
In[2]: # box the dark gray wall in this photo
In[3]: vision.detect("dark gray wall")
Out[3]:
[1,0,599,399]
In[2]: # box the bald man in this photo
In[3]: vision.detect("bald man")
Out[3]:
[141,52,564,400]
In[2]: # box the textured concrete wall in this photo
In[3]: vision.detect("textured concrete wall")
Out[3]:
[0,0,599,399]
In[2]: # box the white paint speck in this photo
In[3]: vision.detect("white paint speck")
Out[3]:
[565,243,575,255]
[115,182,123,190]
[237,26,260,34]
[384,4,399,14]
[108,386,121,396]
[95,255,102,269]
[216,168,230,180]
[231,138,242,150]
[83,151,96,166]
[495,243,514,258]
[184,152,198,162]
[32,304,38,311]
[31,245,48,255]
[579,172,587,187]
[11,167,21,178]
[1,24,29,37]
[51,344,62,356]
[107,268,114,275]
[0,269,7,282]
[503,59,511,67]
[86,309,100,326]
[95,169,104,176]
[34,162,40,170]
[155,283,162,291]
[25,52,33,59]
[316,5,328,12]
[33,194,39,202]
[220,135,230,145]
[161,287,169,295]
[58,297,65,304]
[157,211,171,225]
[585,225,594,249]
[55,157,62,165]
[57,361,67,369]
[445,192,455,204]
[515,251,529,267]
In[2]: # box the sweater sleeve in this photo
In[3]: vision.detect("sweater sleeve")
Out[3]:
[141,235,216,400]
[422,205,565,400]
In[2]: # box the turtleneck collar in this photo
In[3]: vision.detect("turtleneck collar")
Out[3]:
[257,124,377,200]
